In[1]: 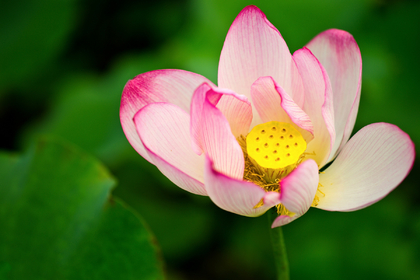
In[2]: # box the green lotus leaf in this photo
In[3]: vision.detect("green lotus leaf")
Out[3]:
[0,137,164,280]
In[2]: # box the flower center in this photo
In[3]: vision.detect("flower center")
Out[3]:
[237,121,309,216]
[246,121,307,169]
[238,121,308,188]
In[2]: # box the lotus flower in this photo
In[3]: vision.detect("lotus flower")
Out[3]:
[120,6,415,227]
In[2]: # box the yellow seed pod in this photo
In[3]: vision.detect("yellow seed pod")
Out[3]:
[246,121,307,169]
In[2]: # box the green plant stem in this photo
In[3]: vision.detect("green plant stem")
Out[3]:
[268,209,290,280]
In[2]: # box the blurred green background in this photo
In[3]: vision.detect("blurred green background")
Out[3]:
[1,0,419,279]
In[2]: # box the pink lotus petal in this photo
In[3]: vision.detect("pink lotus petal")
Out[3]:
[218,5,304,128]
[271,159,319,227]
[190,84,245,179]
[293,48,335,168]
[317,123,415,211]
[204,156,282,217]
[121,69,214,162]
[280,159,319,213]
[189,82,252,143]
[190,83,252,152]
[270,215,296,228]
[190,83,221,155]
[134,102,206,195]
[145,151,206,196]
[251,76,314,143]
[307,29,362,161]
[216,93,253,138]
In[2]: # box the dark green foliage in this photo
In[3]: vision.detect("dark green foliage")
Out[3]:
[0,138,164,280]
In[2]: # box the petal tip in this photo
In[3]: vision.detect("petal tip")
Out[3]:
[238,5,265,16]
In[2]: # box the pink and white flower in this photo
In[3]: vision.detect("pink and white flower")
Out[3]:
[120,6,415,228]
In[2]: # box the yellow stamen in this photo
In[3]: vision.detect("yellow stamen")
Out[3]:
[253,199,264,209]
[276,203,296,217]
[311,182,325,207]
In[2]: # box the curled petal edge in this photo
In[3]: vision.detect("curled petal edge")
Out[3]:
[251,76,314,143]
[204,156,282,217]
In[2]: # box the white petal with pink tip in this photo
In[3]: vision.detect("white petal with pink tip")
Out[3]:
[317,123,415,211]
[307,29,362,161]
[218,5,304,127]
[121,69,214,162]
